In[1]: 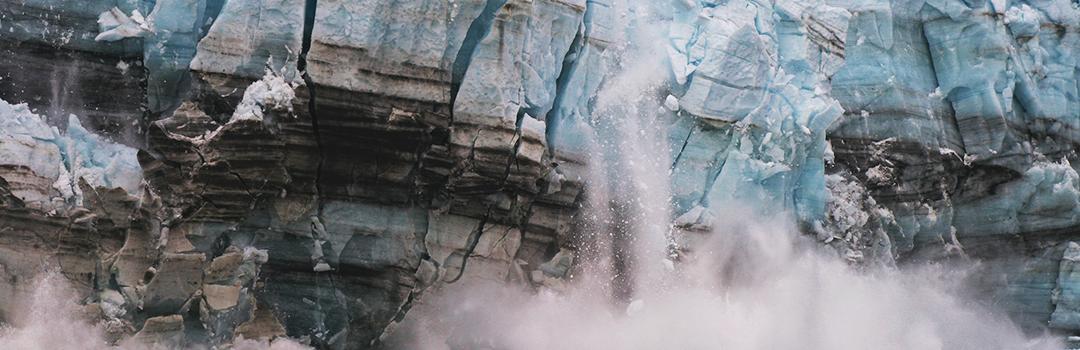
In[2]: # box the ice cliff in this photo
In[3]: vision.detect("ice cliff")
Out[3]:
[3,0,1080,348]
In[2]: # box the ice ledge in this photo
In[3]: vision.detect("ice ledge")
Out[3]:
[0,99,142,210]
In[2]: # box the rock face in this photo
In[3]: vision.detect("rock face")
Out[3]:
[3,0,1080,348]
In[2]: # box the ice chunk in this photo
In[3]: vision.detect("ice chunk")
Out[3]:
[95,7,153,42]
[663,95,680,112]
[0,100,67,192]
[1004,5,1040,37]
[0,99,141,209]
[1051,242,1080,328]
[454,0,586,127]
[62,114,143,197]
[953,159,1080,237]
[230,70,298,123]
[663,0,846,226]
[539,248,575,279]
[306,0,486,104]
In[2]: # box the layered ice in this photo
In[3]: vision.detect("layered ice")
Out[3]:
[7,0,1080,346]
[0,0,145,55]
[61,113,143,200]
[306,0,484,104]
[630,0,1080,335]
[453,0,586,128]
[95,7,152,42]
[664,0,845,227]
[141,0,224,113]
[189,0,303,80]
[0,98,141,210]
[85,0,292,113]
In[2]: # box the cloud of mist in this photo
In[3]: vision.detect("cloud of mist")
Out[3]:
[0,271,310,350]
[0,272,116,349]
[386,215,1062,350]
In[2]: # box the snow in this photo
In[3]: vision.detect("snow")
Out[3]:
[95,7,152,42]
[230,69,298,123]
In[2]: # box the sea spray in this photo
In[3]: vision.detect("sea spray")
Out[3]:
[387,214,1061,350]
[0,272,310,349]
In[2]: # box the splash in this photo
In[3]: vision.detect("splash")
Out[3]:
[389,216,1061,349]
[0,272,310,349]
[0,271,115,349]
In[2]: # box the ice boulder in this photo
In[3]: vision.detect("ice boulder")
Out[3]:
[0,98,141,210]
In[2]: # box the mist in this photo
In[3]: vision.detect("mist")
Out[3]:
[386,215,1061,350]
[0,272,310,350]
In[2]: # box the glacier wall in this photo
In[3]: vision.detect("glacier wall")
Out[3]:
[3,0,1080,348]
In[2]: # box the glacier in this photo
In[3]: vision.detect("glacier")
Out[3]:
[0,99,141,209]
[2,0,1080,348]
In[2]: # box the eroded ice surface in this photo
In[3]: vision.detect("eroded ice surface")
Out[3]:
[5,0,1080,347]
[0,99,140,209]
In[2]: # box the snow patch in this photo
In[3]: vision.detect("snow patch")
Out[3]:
[230,70,298,123]
[95,7,153,42]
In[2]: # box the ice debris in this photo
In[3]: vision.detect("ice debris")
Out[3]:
[0,99,141,209]
[231,69,298,123]
[95,7,153,42]
[663,95,680,112]
[664,0,845,227]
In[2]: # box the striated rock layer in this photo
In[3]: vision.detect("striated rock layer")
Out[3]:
[3,0,1080,348]
[2,0,597,348]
